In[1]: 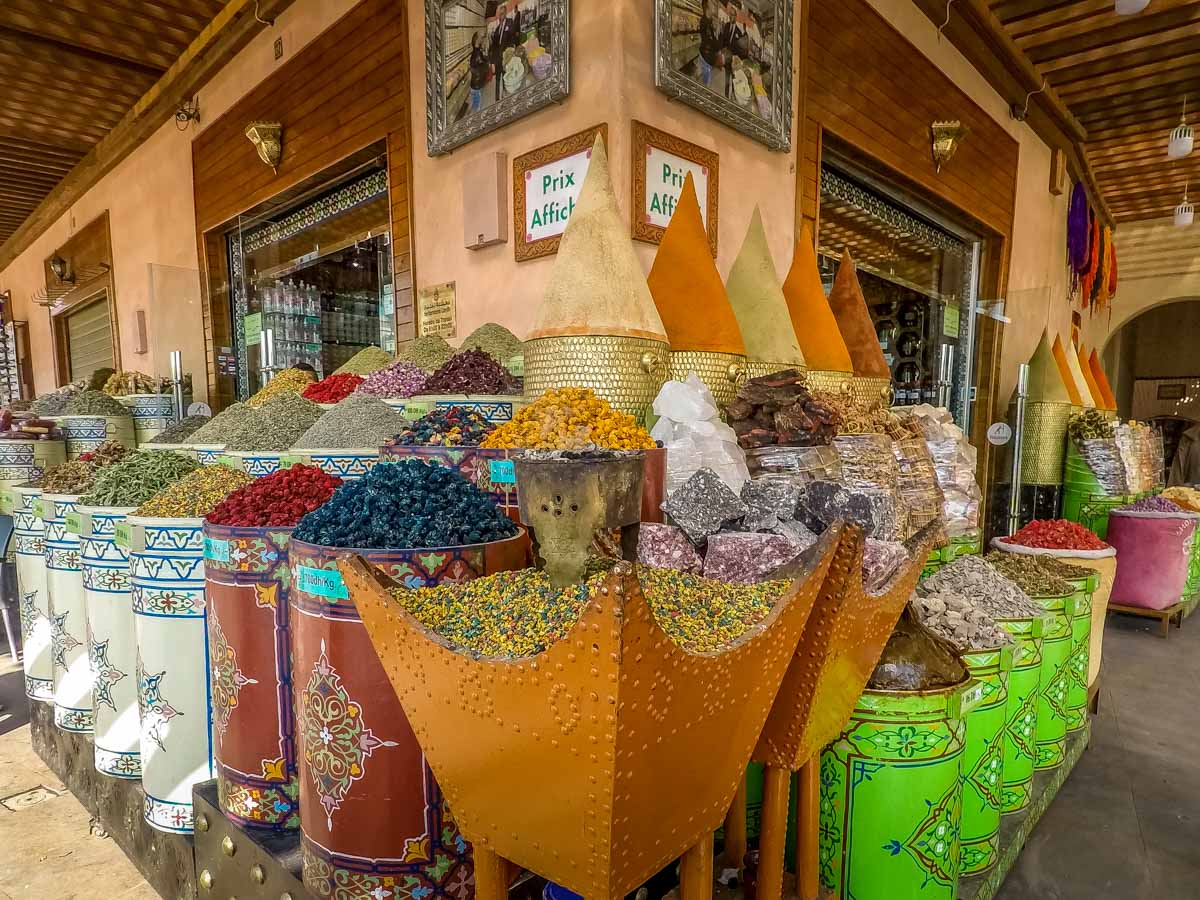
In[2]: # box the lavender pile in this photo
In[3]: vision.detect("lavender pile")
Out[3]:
[356,360,428,398]
[1117,495,1193,514]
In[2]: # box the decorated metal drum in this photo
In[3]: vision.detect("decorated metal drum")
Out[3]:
[818,678,980,900]
[1032,591,1075,770]
[189,444,225,464]
[0,438,66,489]
[997,615,1045,814]
[289,534,527,900]
[8,485,52,701]
[44,493,92,733]
[79,505,140,778]
[958,645,1013,876]
[56,414,136,459]
[128,515,212,833]
[1066,573,1096,733]
[224,450,289,478]
[291,449,380,482]
[203,522,299,831]
[115,393,187,445]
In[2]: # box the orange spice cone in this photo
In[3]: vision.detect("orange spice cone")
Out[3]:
[782,225,852,373]
[1051,334,1083,406]
[1088,349,1118,410]
[827,250,890,379]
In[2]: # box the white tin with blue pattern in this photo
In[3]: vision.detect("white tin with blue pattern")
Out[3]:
[44,493,93,733]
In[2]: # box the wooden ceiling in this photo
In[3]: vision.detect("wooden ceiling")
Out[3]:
[991,0,1200,223]
[0,0,229,245]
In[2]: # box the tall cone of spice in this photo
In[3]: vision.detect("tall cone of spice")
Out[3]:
[827,250,891,418]
[725,208,806,379]
[782,224,853,396]
[524,136,669,419]
[1062,337,1096,408]
[648,173,746,407]
[1051,334,1084,406]
[1020,329,1073,485]
[1088,349,1118,411]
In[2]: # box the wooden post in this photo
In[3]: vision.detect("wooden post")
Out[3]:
[473,845,509,900]
[796,759,820,900]
[722,773,748,870]
[680,832,715,900]
[757,764,790,900]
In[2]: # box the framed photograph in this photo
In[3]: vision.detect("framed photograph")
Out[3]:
[654,0,794,151]
[513,123,608,261]
[426,0,571,156]
[631,120,719,255]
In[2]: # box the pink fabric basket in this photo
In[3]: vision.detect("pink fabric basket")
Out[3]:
[1108,510,1197,610]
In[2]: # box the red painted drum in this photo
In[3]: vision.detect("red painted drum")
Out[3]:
[288,534,528,900]
[203,522,299,831]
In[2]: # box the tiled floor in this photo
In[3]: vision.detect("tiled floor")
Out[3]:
[996,612,1200,899]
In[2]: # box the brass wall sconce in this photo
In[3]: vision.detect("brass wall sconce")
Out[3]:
[49,255,74,283]
[930,120,968,174]
[245,121,283,174]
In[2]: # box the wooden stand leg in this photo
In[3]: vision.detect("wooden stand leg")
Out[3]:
[680,832,715,900]
[474,845,509,900]
[758,764,790,900]
[796,759,820,900]
[722,773,748,870]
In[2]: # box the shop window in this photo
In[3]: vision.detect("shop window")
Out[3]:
[58,292,116,380]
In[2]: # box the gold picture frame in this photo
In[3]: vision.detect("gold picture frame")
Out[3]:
[512,123,608,262]
[630,120,720,256]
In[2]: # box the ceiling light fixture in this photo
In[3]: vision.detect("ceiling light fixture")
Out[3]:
[1168,97,1194,159]
[1175,178,1194,227]
[1115,0,1150,14]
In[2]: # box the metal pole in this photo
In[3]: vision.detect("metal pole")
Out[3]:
[1009,362,1030,536]
[938,344,955,409]
[169,349,185,422]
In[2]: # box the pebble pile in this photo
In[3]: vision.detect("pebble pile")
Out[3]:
[333,346,395,376]
[206,464,342,527]
[391,566,788,657]
[302,373,364,403]
[1001,519,1110,550]
[295,394,408,449]
[920,556,1042,620]
[292,459,518,549]
[386,407,494,447]
[397,335,455,372]
[64,390,131,417]
[224,392,323,451]
[984,553,1074,597]
[246,367,316,408]
[135,464,254,517]
[482,388,656,450]
[145,415,211,444]
[354,360,428,398]
[459,323,523,373]
[911,591,1011,651]
[80,450,199,507]
[423,349,520,395]
[187,403,255,444]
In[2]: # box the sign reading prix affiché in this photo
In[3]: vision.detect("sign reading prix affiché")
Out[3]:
[513,124,608,262]
[417,282,457,339]
[631,120,719,256]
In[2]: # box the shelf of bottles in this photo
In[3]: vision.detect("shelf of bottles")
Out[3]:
[0,312,22,407]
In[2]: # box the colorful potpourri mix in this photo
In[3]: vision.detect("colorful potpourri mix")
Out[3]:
[134,464,255,518]
[385,407,494,447]
[354,359,429,398]
[482,388,656,450]
[1000,518,1111,551]
[301,372,364,403]
[206,464,342,527]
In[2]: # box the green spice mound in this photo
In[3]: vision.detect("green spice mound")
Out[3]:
[146,415,211,444]
[64,390,131,417]
[31,381,85,415]
[333,346,395,376]
[294,394,408,449]
[397,335,455,372]
[459,323,524,373]
[187,403,254,444]
[80,450,199,507]
[389,565,788,658]
[135,464,255,517]
[984,552,1075,597]
[224,392,322,451]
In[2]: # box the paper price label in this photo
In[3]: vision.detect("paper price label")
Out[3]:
[65,512,85,536]
[296,565,349,600]
[0,492,14,515]
[204,537,231,562]
[488,459,516,485]
[32,499,50,520]
[218,455,240,469]
[278,455,303,469]
[114,522,133,549]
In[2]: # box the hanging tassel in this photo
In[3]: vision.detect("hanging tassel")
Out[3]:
[1067,182,1090,275]
[1080,209,1100,307]
[1096,226,1112,312]
[1108,240,1118,299]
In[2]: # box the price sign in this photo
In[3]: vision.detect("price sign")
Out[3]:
[0,492,14,515]
[65,512,85,536]
[488,459,516,485]
[204,537,231,562]
[114,521,133,549]
[218,455,240,469]
[278,455,303,469]
[296,565,349,600]
[32,499,50,520]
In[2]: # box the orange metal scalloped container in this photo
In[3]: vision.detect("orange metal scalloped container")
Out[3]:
[339,526,843,900]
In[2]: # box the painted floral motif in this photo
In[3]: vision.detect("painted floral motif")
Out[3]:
[92,567,130,591]
[90,637,127,711]
[1006,689,1039,761]
[965,734,1005,810]
[817,753,843,891]
[19,590,39,643]
[209,614,257,736]
[299,640,397,830]
[55,707,94,731]
[864,724,948,759]
[50,610,80,669]
[138,655,182,752]
[144,794,193,833]
[1042,658,1072,721]
[885,781,961,888]
[96,747,141,778]
[220,777,299,830]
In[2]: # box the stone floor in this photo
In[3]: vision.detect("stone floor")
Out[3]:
[0,611,1196,899]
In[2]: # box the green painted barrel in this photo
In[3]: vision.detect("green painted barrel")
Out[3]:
[1066,573,1097,732]
[997,615,1045,815]
[1061,443,1130,540]
[818,678,981,900]
[1032,592,1075,771]
[958,645,1014,876]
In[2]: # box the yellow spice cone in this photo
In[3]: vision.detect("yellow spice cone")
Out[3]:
[1051,335,1083,406]
[1088,349,1118,410]
[1063,339,1095,408]
[782,225,853,373]
[648,174,745,354]
[528,135,668,343]
[1077,344,1104,410]
[1025,328,1072,403]
[725,208,806,365]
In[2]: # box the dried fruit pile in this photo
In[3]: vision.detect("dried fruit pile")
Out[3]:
[1000,519,1110,551]
[423,349,520,395]
[0,410,61,440]
[135,464,254,518]
[725,369,841,449]
[246,367,316,408]
[482,388,655,450]
[386,407,494,447]
[302,373,364,403]
[207,464,342,527]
